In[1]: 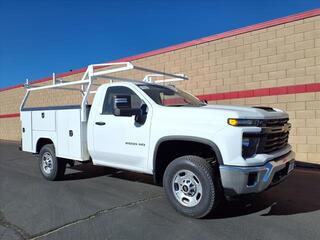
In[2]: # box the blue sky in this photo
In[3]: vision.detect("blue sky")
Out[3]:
[0,0,319,88]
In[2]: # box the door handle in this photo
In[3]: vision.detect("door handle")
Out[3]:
[95,121,106,126]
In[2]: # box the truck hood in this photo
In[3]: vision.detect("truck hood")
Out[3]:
[158,104,288,121]
[201,104,289,119]
[153,104,289,137]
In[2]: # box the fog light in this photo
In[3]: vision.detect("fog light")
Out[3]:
[247,172,258,186]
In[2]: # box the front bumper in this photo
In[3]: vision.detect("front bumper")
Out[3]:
[219,151,295,196]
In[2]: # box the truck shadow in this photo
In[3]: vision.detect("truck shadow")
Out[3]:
[63,163,320,218]
[209,169,320,218]
[63,162,154,184]
[62,163,115,180]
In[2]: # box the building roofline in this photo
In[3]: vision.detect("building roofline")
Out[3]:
[1,8,319,93]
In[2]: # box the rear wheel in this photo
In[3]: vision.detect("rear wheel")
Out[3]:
[163,155,221,218]
[39,144,66,181]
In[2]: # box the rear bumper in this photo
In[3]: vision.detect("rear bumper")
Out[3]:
[219,151,295,196]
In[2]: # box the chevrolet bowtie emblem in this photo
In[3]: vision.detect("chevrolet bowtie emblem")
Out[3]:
[282,124,291,132]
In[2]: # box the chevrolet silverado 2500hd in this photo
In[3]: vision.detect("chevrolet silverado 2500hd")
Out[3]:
[20,62,295,218]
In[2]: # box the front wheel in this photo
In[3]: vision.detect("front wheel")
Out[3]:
[39,144,66,181]
[163,155,221,218]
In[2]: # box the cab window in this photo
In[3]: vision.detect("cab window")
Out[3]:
[102,86,143,114]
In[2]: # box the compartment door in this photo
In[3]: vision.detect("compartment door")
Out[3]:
[56,109,82,160]
[68,109,82,158]
[32,110,56,131]
[56,110,69,157]
[21,112,33,152]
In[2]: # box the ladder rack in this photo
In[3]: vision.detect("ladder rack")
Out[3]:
[20,62,188,122]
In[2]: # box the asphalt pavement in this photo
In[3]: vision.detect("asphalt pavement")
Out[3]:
[0,140,320,240]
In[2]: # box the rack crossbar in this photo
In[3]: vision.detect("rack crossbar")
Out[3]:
[27,79,90,92]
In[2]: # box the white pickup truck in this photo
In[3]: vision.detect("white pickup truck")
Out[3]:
[20,62,295,218]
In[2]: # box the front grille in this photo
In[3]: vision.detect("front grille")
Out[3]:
[257,118,290,154]
[264,118,289,127]
[259,131,289,153]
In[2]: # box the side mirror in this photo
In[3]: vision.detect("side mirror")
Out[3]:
[113,95,148,124]
[113,95,139,117]
[134,104,148,124]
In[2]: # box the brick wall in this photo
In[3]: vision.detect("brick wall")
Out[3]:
[0,10,319,164]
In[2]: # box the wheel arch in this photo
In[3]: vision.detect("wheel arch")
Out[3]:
[152,136,223,185]
[36,137,54,153]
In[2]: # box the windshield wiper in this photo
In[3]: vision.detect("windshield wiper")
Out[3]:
[167,104,185,107]
[167,104,205,107]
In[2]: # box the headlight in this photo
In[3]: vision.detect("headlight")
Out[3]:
[228,118,260,126]
[242,135,260,158]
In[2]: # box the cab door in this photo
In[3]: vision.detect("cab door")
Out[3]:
[92,86,152,171]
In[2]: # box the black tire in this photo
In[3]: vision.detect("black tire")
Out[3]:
[163,155,221,218]
[39,144,66,181]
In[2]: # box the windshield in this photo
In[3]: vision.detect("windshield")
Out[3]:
[138,84,205,107]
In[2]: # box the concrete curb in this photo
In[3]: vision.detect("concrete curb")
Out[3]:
[295,161,320,170]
